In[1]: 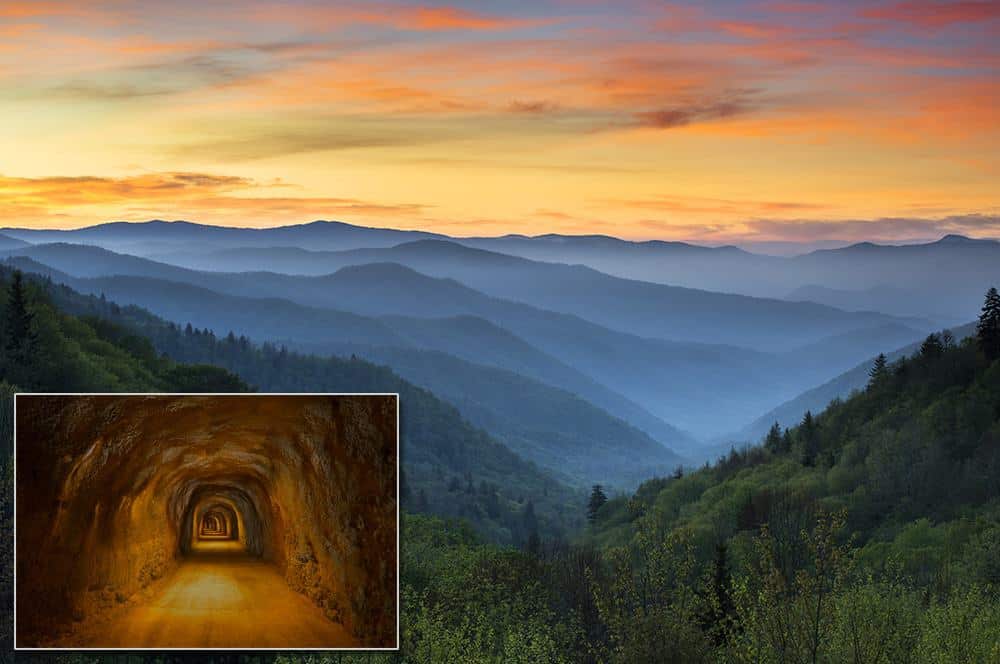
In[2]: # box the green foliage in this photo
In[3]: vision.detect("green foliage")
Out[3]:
[979,286,1000,362]
[587,485,607,525]
[1,271,38,389]
[593,528,710,663]
[586,330,1000,662]
[868,352,888,387]
[916,586,1000,663]
[399,514,580,663]
[0,267,250,396]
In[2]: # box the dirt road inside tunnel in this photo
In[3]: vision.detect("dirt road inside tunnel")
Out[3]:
[61,542,357,648]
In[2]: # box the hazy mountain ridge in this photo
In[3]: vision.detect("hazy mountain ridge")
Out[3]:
[0,219,447,255]
[330,345,684,487]
[6,221,994,326]
[0,233,29,251]
[0,247,696,441]
[126,237,933,350]
[3,257,688,486]
[2,240,932,437]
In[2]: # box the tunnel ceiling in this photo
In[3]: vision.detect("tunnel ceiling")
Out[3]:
[16,394,397,647]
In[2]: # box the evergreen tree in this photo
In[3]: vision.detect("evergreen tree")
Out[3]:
[920,333,944,360]
[868,353,888,387]
[800,410,820,466]
[764,421,783,453]
[2,270,38,385]
[781,428,793,455]
[4,270,35,351]
[978,287,1000,362]
[587,484,607,524]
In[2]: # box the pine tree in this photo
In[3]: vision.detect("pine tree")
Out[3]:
[800,410,820,466]
[868,353,888,387]
[764,421,783,453]
[2,270,38,385]
[978,287,1000,362]
[587,484,607,524]
[4,270,35,353]
[920,333,943,360]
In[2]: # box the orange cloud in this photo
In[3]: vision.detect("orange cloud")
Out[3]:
[0,172,428,228]
[407,6,543,31]
[245,3,547,32]
[0,173,253,207]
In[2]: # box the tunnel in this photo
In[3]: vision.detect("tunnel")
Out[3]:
[15,395,398,648]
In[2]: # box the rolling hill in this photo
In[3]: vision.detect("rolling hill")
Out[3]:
[0,219,445,256]
[135,238,929,351]
[2,243,930,437]
[0,233,28,251]
[6,219,995,321]
[3,257,688,486]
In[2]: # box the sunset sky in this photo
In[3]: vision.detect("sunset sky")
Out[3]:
[0,0,997,242]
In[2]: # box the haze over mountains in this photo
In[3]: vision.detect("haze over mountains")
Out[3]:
[2,219,988,473]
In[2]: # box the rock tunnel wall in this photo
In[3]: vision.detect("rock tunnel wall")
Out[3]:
[15,395,397,646]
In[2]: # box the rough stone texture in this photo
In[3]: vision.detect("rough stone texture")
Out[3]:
[15,395,397,647]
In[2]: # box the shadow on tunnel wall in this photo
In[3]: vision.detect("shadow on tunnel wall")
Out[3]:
[14,394,398,650]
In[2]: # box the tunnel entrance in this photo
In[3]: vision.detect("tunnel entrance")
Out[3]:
[179,486,265,557]
[197,503,238,541]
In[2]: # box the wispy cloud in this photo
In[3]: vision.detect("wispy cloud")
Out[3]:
[0,172,428,227]
[633,93,758,129]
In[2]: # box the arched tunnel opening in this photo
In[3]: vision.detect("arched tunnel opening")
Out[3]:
[185,491,248,553]
[15,395,398,649]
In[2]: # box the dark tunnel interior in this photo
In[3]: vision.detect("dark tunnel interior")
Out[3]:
[15,394,398,648]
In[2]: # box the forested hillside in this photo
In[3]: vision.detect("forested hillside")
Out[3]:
[394,293,1000,662]
[4,268,999,662]
[0,269,248,398]
[342,303,1000,662]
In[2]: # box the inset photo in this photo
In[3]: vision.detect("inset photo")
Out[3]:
[14,394,398,650]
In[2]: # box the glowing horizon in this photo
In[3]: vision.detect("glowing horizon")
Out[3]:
[0,1,997,243]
